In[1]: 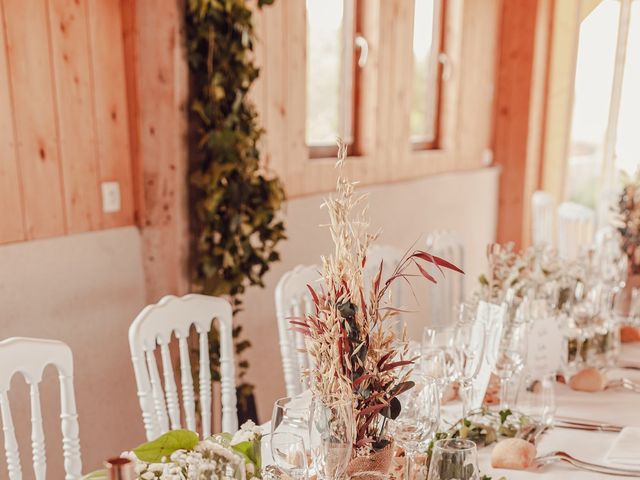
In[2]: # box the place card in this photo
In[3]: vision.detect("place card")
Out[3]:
[469,300,506,410]
[526,310,563,378]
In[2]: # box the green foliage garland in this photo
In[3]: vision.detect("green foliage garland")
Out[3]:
[184,0,283,394]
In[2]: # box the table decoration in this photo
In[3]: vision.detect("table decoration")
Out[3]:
[293,141,463,480]
[84,421,262,480]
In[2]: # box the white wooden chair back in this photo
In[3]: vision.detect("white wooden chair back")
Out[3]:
[557,202,595,260]
[129,294,237,440]
[531,190,555,246]
[364,245,404,332]
[0,337,82,480]
[426,230,465,327]
[275,265,321,398]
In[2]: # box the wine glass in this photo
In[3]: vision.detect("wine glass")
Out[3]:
[516,373,556,426]
[388,375,440,480]
[453,313,486,418]
[268,432,309,480]
[422,326,458,399]
[494,320,528,409]
[427,438,480,480]
[271,396,310,441]
[308,396,353,480]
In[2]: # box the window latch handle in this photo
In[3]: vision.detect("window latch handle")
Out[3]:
[438,52,452,81]
[355,34,368,68]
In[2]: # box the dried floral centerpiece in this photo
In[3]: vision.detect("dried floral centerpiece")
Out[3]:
[294,142,463,478]
[613,170,640,275]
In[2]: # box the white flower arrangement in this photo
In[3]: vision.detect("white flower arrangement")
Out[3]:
[85,422,262,480]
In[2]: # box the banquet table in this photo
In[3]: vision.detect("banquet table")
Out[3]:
[263,344,640,479]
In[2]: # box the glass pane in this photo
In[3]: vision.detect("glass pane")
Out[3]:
[410,0,440,143]
[615,1,640,177]
[306,0,351,147]
[566,0,620,208]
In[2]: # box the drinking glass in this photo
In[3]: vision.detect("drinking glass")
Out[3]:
[494,321,528,409]
[388,376,440,480]
[422,326,458,398]
[516,373,556,426]
[427,438,480,480]
[267,432,309,480]
[271,396,310,442]
[454,315,486,418]
[308,396,353,480]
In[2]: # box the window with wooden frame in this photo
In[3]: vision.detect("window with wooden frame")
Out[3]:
[410,0,445,150]
[305,0,363,158]
[565,0,640,211]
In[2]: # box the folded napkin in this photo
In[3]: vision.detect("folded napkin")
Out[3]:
[605,427,640,467]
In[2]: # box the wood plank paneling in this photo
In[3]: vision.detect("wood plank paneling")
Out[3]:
[0,0,24,243]
[48,0,101,233]
[3,0,66,239]
[88,0,134,228]
[493,0,540,247]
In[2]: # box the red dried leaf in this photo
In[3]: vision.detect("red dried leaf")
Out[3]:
[289,327,310,337]
[380,360,413,372]
[415,260,437,284]
[353,373,373,386]
[412,250,464,274]
[376,351,394,370]
[359,403,387,417]
[306,284,320,306]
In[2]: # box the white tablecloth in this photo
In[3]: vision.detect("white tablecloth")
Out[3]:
[263,345,640,479]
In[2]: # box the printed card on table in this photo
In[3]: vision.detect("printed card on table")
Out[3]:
[526,310,563,378]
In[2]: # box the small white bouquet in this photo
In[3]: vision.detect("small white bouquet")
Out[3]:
[85,421,262,480]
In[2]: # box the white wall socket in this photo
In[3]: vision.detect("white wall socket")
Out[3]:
[101,181,121,213]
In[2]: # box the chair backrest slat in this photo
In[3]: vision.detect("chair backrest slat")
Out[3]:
[531,190,555,246]
[28,383,46,479]
[197,330,212,438]
[0,391,22,480]
[129,294,237,440]
[145,349,170,433]
[0,337,82,480]
[177,335,197,432]
[159,341,181,430]
[275,265,321,397]
[557,202,595,260]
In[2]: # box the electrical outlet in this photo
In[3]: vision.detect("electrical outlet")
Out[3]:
[101,181,121,213]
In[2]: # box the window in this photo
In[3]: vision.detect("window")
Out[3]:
[305,0,360,158]
[566,0,640,210]
[410,0,445,149]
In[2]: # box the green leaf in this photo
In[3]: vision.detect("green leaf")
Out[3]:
[499,409,512,424]
[133,430,199,463]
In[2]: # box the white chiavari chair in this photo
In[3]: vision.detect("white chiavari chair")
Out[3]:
[531,190,555,246]
[557,202,595,260]
[426,230,465,327]
[129,294,237,441]
[274,265,321,398]
[0,337,82,480]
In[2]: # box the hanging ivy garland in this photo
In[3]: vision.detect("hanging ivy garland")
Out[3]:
[184,0,283,408]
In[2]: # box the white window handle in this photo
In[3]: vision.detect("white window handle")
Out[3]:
[355,34,368,68]
[438,52,452,81]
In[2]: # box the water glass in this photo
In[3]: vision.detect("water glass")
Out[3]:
[427,438,480,480]
[454,314,486,418]
[271,396,310,443]
[516,373,556,426]
[494,321,528,409]
[422,327,458,397]
[308,396,353,480]
[268,432,309,480]
[388,376,439,480]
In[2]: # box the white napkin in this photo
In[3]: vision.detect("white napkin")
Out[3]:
[605,427,640,467]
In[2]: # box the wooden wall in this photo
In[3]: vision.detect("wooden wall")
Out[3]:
[0,0,134,245]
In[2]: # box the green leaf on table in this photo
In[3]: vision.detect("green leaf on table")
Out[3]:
[83,470,107,480]
[499,408,512,424]
[232,439,261,470]
[133,429,199,463]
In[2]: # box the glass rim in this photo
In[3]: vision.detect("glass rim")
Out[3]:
[273,396,310,410]
[432,438,477,452]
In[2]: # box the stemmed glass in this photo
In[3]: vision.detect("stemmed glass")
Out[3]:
[388,375,440,480]
[308,396,353,480]
[454,306,486,418]
[422,326,458,399]
[268,432,309,480]
[271,396,310,441]
[494,320,528,409]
